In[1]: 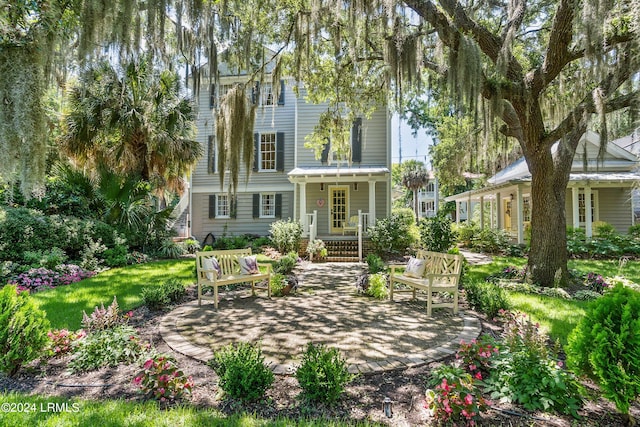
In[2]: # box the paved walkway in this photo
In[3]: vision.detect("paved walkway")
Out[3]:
[160,262,482,375]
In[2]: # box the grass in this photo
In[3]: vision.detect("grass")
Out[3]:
[0,392,377,427]
[465,255,640,346]
[31,259,195,330]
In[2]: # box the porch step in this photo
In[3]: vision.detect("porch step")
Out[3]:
[301,238,372,262]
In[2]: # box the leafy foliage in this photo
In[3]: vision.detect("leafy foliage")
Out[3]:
[295,342,352,404]
[0,285,50,376]
[68,325,147,373]
[273,252,299,275]
[463,281,511,319]
[365,253,385,274]
[209,342,274,402]
[269,219,302,254]
[485,311,583,416]
[367,210,419,256]
[366,273,388,300]
[134,355,193,401]
[419,213,457,253]
[566,284,640,416]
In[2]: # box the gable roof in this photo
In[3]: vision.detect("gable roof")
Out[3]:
[488,131,638,185]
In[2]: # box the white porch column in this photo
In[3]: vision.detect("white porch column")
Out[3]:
[585,186,593,238]
[516,186,524,244]
[434,177,440,214]
[368,181,376,226]
[479,196,485,229]
[455,201,460,224]
[490,196,494,229]
[571,187,580,229]
[299,182,307,233]
[496,192,502,229]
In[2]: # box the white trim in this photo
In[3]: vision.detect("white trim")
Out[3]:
[259,193,276,218]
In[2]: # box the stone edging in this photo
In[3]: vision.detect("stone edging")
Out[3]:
[160,306,482,376]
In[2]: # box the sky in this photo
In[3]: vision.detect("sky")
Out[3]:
[390,114,433,166]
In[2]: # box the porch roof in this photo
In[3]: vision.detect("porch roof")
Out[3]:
[287,166,389,183]
[445,171,640,202]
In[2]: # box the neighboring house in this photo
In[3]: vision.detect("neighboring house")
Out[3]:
[417,173,440,218]
[183,72,392,242]
[445,131,640,243]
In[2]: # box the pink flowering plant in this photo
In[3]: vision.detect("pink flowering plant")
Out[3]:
[134,355,193,401]
[425,365,489,426]
[583,272,609,294]
[9,264,95,293]
[456,334,501,381]
[46,329,87,357]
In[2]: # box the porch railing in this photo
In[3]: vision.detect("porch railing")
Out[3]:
[306,210,318,242]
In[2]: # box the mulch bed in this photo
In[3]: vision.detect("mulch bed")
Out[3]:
[1,286,638,426]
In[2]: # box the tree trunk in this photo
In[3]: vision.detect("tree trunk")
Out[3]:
[413,189,420,225]
[526,150,571,286]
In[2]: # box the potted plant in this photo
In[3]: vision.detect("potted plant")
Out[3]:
[306,239,328,262]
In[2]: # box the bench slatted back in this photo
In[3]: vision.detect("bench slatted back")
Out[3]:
[416,250,463,284]
[197,248,253,278]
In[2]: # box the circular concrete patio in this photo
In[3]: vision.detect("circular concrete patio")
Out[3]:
[160,262,481,375]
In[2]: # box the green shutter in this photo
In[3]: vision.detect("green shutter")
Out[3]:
[207,135,215,173]
[276,132,285,171]
[321,138,330,164]
[230,196,237,219]
[251,81,260,104]
[209,83,216,109]
[275,194,283,218]
[351,117,362,163]
[253,133,259,171]
[253,193,260,218]
[209,195,216,218]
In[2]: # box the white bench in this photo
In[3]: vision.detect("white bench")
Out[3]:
[389,250,463,316]
[196,249,271,309]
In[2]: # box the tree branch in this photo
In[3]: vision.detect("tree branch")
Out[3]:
[537,0,577,93]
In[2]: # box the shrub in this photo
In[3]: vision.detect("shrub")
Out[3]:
[127,251,150,264]
[365,253,385,274]
[0,285,51,376]
[103,244,129,267]
[134,354,194,401]
[425,364,489,426]
[295,342,352,404]
[68,325,147,373]
[22,247,68,269]
[471,228,511,253]
[269,219,303,254]
[273,252,299,275]
[81,296,129,332]
[161,278,186,302]
[463,281,511,319]
[419,213,457,253]
[142,287,170,310]
[269,273,288,297]
[573,290,602,301]
[141,279,185,310]
[157,239,186,259]
[368,211,419,256]
[181,238,201,254]
[566,284,640,417]
[366,273,388,299]
[486,310,582,417]
[46,329,87,357]
[208,341,274,402]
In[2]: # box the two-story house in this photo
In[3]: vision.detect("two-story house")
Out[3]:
[445,130,640,243]
[184,71,392,244]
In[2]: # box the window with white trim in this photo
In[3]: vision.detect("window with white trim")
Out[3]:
[216,194,230,218]
[261,83,274,106]
[578,190,598,224]
[260,133,277,171]
[260,193,276,218]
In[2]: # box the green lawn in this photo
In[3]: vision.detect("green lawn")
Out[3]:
[0,393,375,427]
[31,259,196,330]
[465,255,640,345]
